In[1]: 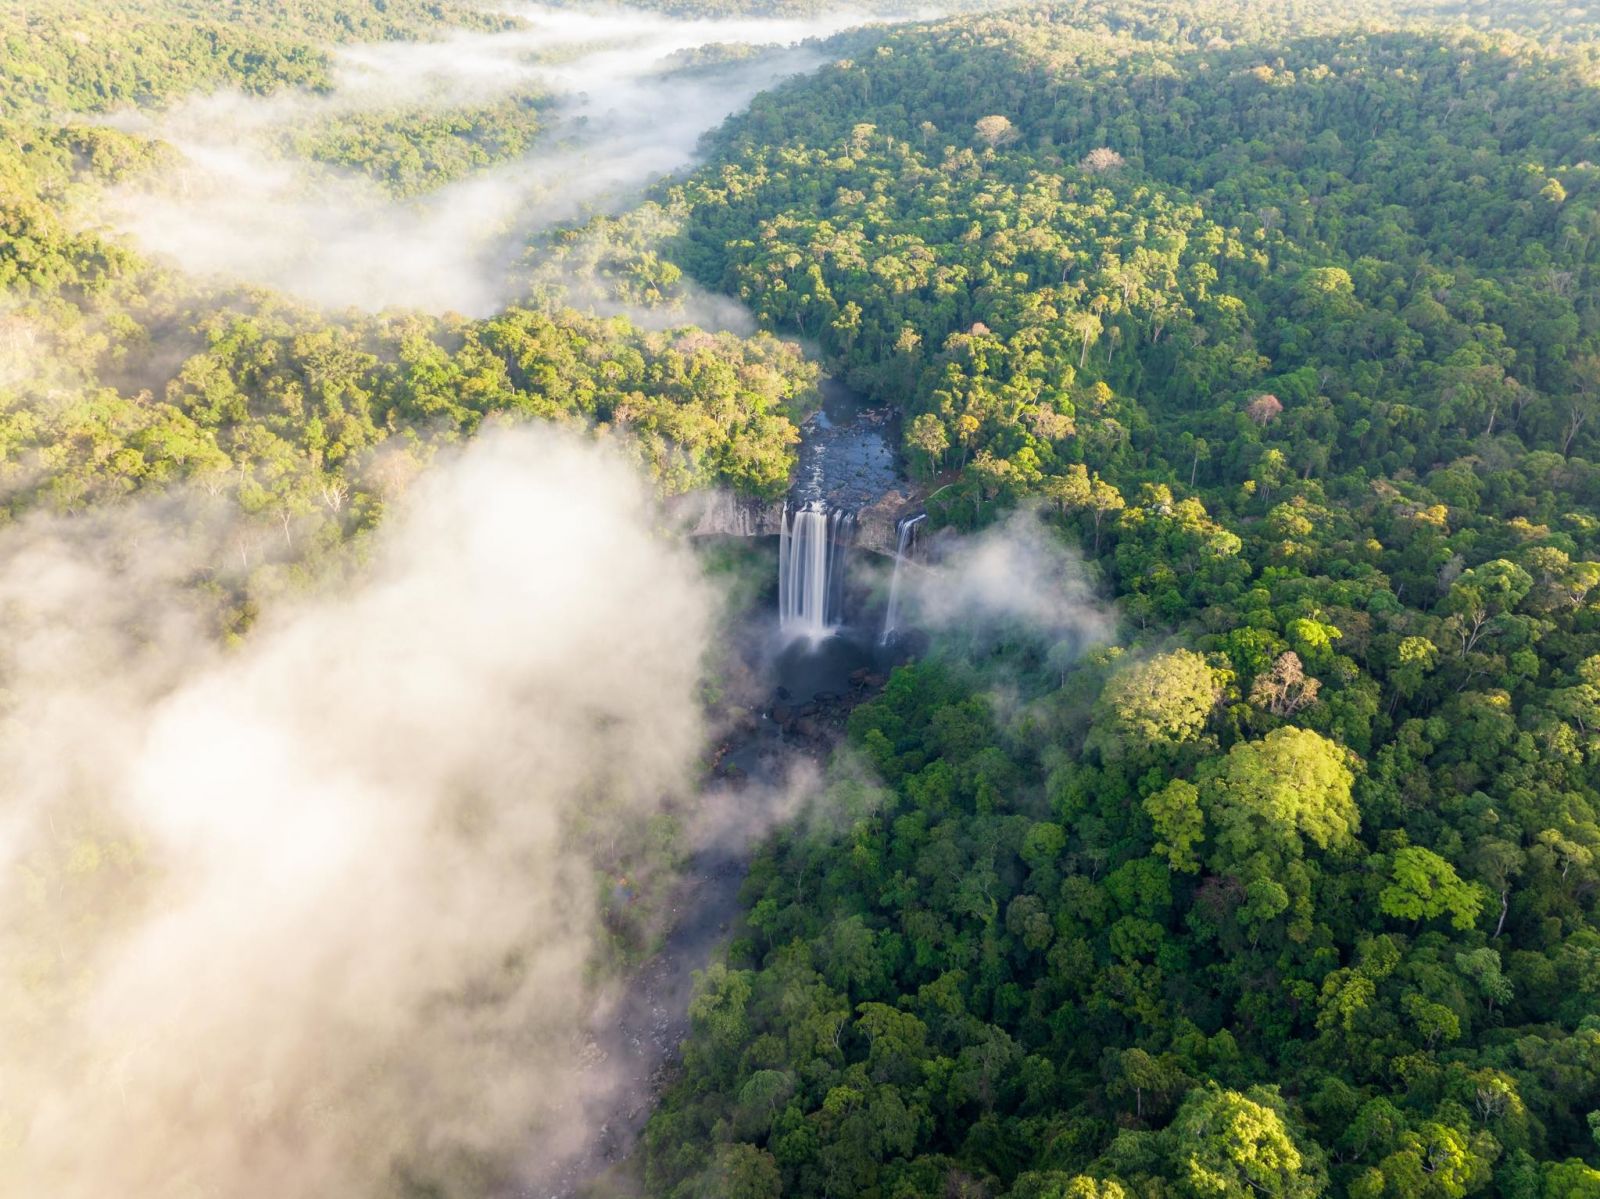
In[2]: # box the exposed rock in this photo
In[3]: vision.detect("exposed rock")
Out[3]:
[853,486,924,556]
[662,425,923,556]
[665,488,784,538]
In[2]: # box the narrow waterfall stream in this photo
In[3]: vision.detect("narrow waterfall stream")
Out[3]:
[880,512,926,644]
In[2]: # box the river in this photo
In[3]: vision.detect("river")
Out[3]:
[529,384,919,1196]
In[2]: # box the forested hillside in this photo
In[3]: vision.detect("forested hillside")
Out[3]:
[0,0,816,623]
[640,3,1600,1197]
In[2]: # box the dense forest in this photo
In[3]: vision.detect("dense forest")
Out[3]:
[2,1,1600,1197]
[641,2,1600,1197]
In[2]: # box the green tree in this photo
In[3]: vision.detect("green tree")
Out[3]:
[1455,948,1514,1016]
[691,1144,782,1199]
[1145,779,1205,873]
[1087,650,1222,760]
[1379,846,1484,931]
[906,412,950,476]
[1168,1084,1326,1199]
[1203,728,1358,868]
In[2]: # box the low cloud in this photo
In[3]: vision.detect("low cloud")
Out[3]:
[904,507,1116,653]
[93,5,887,315]
[0,428,721,1197]
[517,203,762,333]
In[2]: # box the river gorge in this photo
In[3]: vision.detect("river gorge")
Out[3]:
[536,381,927,1195]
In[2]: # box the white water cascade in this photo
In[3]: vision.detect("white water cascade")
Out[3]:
[779,503,853,640]
[880,513,926,644]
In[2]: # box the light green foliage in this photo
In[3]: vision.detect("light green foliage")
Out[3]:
[1390,637,1439,704]
[1379,847,1484,930]
[1203,727,1358,866]
[1455,948,1514,1014]
[1087,649,1221,759]
[906,410,950,474]
[1144,779,1204,873]
[1543,1159,1600,1199]
[1010,1174,1129,1199]
[0,0,505,117]
[1168,1084,1326,1199]
[280,93,550,196]
[1286,617,1342,670]
[1401,992,1461,1049]
[1373,1123,1496,1199]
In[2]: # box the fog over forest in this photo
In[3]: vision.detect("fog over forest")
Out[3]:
[98,5,885,313]
[1,431,718,1195]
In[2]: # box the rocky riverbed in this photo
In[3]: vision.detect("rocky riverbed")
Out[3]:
[528,655,897,1198]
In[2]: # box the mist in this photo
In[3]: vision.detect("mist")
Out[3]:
[903,508,1116,653]
[0,429,723,1197]
[522,203,762,333]
[94,5,889,315]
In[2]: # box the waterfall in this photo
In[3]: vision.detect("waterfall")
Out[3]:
[779,503,853,640]
[880,513,926,644]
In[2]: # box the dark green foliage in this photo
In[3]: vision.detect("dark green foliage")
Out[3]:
[643,3,1600,1197]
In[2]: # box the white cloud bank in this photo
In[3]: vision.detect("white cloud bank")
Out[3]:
[96,4,886,314]
[0,429,718,1197]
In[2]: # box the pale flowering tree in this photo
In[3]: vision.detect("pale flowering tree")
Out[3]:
[1247,392,1284,425]
[973,114,1018,148]
[1079,146,1126,172]
[1250,651,1321,716]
